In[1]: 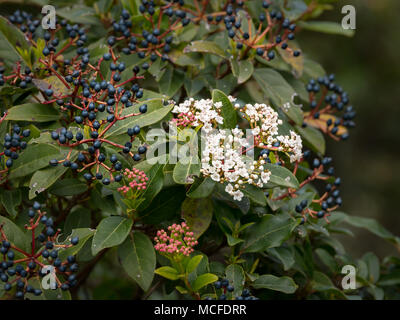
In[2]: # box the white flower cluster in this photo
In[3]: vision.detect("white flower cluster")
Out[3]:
[170,97,303,201]
[201,128,271,201]
[242,103,303,162]
[171,96,239,133]
[171,98,222,133]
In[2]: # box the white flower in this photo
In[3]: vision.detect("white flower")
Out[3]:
[261,171,271,184]
[225,184,234,194]
[232,190,244,201]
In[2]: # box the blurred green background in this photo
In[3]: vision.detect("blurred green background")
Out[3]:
[299,0,400,258]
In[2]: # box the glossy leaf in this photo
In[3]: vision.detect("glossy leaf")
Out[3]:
[155,266,180,280]
[192,273,218,291]
[92,216,133,255]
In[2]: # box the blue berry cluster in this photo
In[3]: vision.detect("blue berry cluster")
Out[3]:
[205,278,258,300]
[46,73,148,185]
[0,202,80,299]
[7,10,39,37]
[304,74,356,141]
[109,1,189,68]
[0,124,30,181]
[296,151,343,223]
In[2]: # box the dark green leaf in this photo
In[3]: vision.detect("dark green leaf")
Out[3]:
[5,103,60,122]
[181,197,213,238]
[253,274,297,294]
[118,232,156,291]
[187,177,216,199]
[0,189,21,218]
[225,264,245,296]
[253,68,303,125]
[241,213,298,253]
[49,178,88,196]
[92,216,133,255]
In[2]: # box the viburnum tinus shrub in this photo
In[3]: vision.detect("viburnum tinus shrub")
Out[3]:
[0,0,398,300]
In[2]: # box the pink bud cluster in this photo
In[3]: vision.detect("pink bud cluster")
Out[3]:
[117,168,148,194]
[171,112,196,127]
[154,222,198,257]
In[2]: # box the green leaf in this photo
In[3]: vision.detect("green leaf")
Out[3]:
[296,125,326,155]
[184,41,228,58]
[298,21,355,37]
[105,101,173,138]
[0,16,31,66]
[49,178,88,196]
[378,270,400,286]
[56,6,99,25]
[253,274,298,294]
[311,271,347,299]
[118,232,156,291]
[303,58,326,79]
[226,264,245,296]
[231,59,254,84]
[136,163,164,211]
[175,285,189,294]
[5,103,60,122]
[242,213,298,253]
[337,212,400,246]
[315,248,338,273]
[140,186,186,224]
[226,234,244,246]
[280,0,308,20]
[0,216,30,252]
[0,189,21,218]
[25,278,71,300]
[187,177,216,199]
[362,252,380,283]
[253,68,303,125]
[155,266,180,280]
[159,67,184,97]
[32,76,72,97]
[186,255,203,274]
[184,78,206,96]
[173,156,200,184]
[277,42,304,77]
[63,207,91,238]
[242,184,267,206]
[212,89,237,129]
[181,197,213,238]
[28,150,78,199]
[92,216,133,255]
[193,273,218,291]
[10,144,62,179]
[267,247,295,271]
[264,163,300,189]
[58,228,95,261]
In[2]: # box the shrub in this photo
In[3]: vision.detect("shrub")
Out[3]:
[0,0,398,300]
